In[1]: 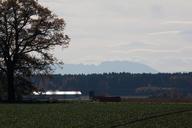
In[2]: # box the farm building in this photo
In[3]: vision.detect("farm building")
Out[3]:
[23,91,82,101]
[92,96,121,102]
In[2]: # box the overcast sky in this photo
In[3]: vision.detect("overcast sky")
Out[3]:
[39,0,192,72]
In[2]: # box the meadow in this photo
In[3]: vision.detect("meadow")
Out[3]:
[0,102,191,128]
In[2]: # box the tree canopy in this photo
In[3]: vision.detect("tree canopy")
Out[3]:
[0,0,70,102]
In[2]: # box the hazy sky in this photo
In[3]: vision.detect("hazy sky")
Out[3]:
[39,0,192,72]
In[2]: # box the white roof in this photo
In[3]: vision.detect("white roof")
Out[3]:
[33,91,82,96]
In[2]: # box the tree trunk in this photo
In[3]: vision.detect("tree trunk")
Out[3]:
[7,68,16,102]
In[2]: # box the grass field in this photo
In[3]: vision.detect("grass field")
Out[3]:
[0,102,191,128]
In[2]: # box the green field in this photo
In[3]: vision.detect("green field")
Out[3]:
[0,102,191,128]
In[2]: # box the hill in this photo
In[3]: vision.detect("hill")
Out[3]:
[54,61,157,74]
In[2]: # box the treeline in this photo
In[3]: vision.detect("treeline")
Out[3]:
[32,72,192,97]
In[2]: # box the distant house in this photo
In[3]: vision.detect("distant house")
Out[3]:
[23,91,82,101]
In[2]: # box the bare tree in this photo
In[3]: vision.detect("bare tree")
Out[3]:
[0,0,70,102]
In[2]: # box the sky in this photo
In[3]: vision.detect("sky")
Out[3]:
[39,0,192,72]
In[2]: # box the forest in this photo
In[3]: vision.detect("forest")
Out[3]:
[32,72,192,98]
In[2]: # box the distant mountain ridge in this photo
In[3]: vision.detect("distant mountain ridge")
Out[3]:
[54,61,158,74]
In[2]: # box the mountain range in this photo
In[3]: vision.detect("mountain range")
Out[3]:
[53,61,158,74]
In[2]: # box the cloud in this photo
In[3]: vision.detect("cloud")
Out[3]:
[112,48,180,55]
[162,21,192,25]
[39,0,192,72]
[147,30,181,36]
